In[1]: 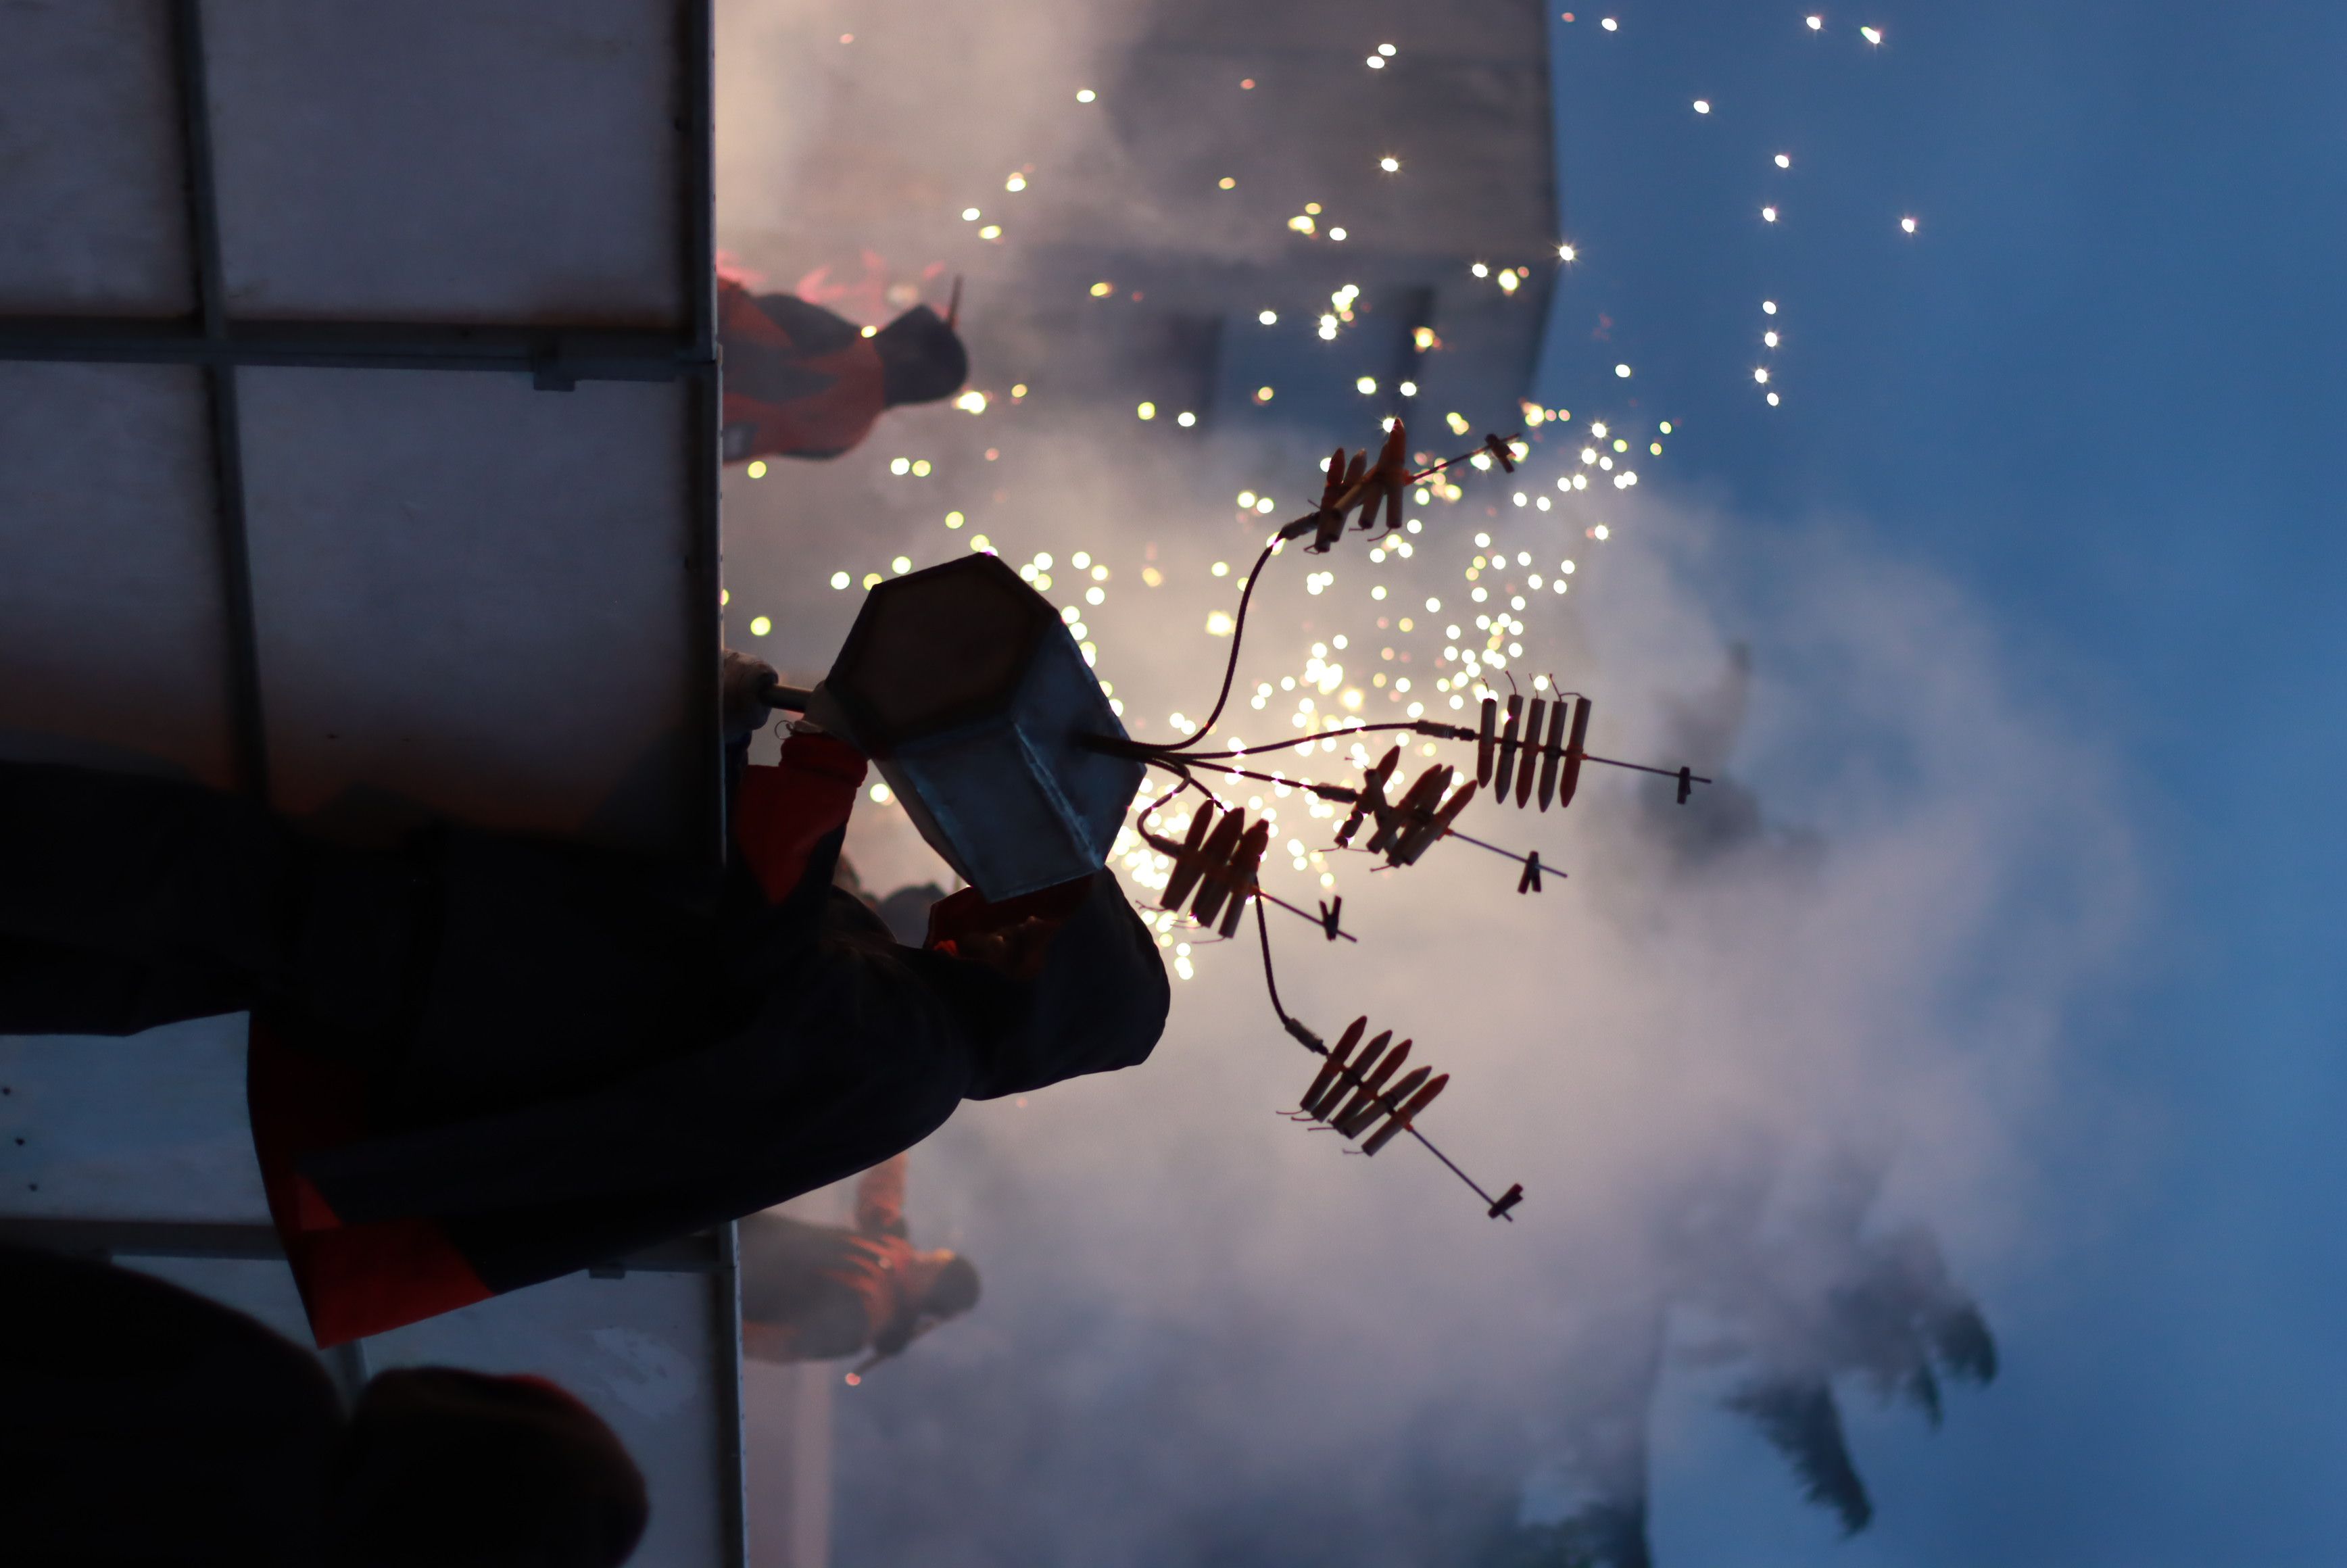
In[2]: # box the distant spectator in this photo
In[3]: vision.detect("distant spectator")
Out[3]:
[719,278,967,464]
[737,1154,979,1369]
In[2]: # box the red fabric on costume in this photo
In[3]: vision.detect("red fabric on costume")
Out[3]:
[735,731,868,902]
[245,1018,493,1348]
[245,728,868,1344]
[719,280,887,461]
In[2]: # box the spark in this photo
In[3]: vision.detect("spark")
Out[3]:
[1614,363,1632,378]
[1090,280,1113,297]
[1774,153,1791,168]
[955,391,988,413]
[1901,215,1919,233]
[748,616,770,635]
[1138,401,1157,420]
[891,556,912,574]
[1601,16,1618,29]
[1763,299,1779,314]
[1006,173,1026,191]
[1178,411,1197,427]
[1288,215,1316,235]
[1860,25,1883,44]
[1075,88,1096,102]
[1762,205,1779,222]
[745,460,767,479]
[1558,242,1577,261]
[1330,227,1349,241]
[1693,99,1711,114]
[961,207,980,221]
[1219,176,1236,189]
[1753,367,1771,383]
[829,572,850,590]
[1256,386,1275,402]
[1378,42,1397,55]
[1205,611,1236,636]
[1399,381,1418,396]
[945,511,965,529]
[978,225,1002,239]
[1259,310,1278,324]
[1379,156,1401,172]
[1356,376,1379,395]
[1806,14,1823,28]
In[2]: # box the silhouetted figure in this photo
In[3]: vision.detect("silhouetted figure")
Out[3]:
[0,664,1167,1344]
[719,278,967,463]
[739,1154,979,1367]
[1515,1156,1995,1565]
[0,1242,646,1567]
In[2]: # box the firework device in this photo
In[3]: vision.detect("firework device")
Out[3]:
[773,421,1712,1223]
[771,552,1142,902]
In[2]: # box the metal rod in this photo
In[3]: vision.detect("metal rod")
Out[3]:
[680,0,727,885]
[0,1216,727,1271]
[0,318,702,379]
[171,0,270,804]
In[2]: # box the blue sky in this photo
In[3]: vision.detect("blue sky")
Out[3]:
[1534,3,2347,1558]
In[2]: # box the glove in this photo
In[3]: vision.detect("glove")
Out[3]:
[721,649,781,739]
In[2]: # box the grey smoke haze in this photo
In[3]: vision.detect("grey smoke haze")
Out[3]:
[710,2,2137,1561]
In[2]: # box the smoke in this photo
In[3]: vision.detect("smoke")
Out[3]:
[710,3,2137,1561]
[821,495,2127,1563]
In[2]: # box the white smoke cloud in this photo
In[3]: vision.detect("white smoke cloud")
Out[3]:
[815,481,2135,1563]
[712,3,2139,1557]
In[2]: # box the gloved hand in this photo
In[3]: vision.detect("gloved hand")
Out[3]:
[721,649,781,739]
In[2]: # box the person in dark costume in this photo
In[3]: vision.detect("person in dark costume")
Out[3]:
[0,657,1169,1345]
[738,1153,978,1367]
[719,278,968,464]
[0,1241,647,1567]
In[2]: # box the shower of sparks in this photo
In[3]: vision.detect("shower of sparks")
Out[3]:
[781,16,1927,983]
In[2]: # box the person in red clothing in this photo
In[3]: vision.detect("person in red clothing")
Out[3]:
[738,1153,979,1367]
[0,652,1167,1345]
[718,278,968,464]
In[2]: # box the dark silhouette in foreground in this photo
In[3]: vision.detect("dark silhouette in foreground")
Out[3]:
[0,1242,647,1567]
[0,681,1166,1344]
